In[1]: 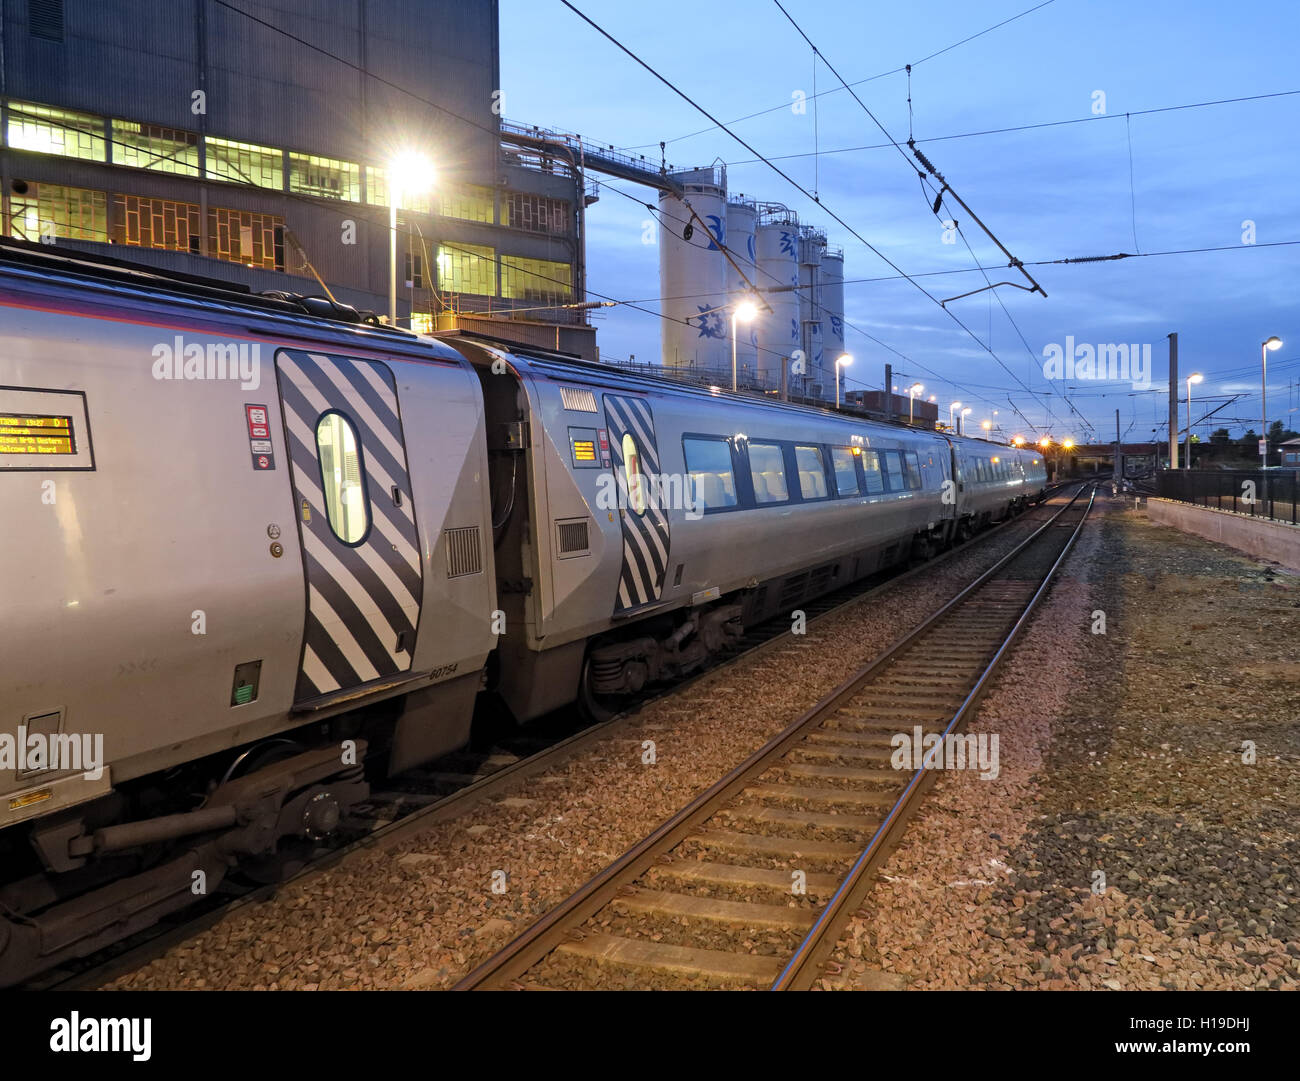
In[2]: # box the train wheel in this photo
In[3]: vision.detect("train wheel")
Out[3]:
[577,655,622,724]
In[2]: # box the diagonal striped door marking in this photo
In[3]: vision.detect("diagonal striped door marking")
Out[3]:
[276,349,423,702]
[604,394,671,613]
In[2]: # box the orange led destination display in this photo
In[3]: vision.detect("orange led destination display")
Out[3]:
[572,439,597,462]
[0,414,75,455]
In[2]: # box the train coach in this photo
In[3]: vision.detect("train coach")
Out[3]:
[0,242,1044,982]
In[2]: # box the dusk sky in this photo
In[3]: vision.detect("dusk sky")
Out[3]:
[501,0,1299,443]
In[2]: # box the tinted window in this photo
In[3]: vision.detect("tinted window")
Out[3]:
[903,451,923,490]
[748,442,789,504]
[860,449,884,494]
[830,446,860,496]
[794,445,828,499]
[316,411,369,544]
[683,436,738,511]
[881,450,905,491]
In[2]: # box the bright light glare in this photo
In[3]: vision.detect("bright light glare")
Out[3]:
[735,301,757,322]
[388,150,434,205]
[1264,336,1283,351]
[836,353,853,368]
[1188,372,1204,385]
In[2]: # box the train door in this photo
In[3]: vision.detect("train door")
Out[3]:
[603,393,671,614]
[275,348,423,703]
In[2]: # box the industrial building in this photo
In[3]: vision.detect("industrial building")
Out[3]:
[657,166,849,403]
[0,0,592,354]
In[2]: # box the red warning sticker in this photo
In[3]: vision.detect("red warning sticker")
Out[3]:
[246,404,270,440]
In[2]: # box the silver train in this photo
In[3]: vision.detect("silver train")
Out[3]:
[0,243,1045,982]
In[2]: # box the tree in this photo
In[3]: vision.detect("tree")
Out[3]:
[1268,419,1286,445]
[1210,428,1230,445]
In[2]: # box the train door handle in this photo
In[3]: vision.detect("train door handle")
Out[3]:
[391,485,403,507]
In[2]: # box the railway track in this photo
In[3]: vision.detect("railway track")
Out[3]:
[454,484,1095,991]
[28,487,1071,991]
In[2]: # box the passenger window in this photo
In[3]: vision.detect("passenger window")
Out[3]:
[316,411,369,544]
[794,445,828,500]
[881,450,905,492]
[830,446,860,497]
[747,441,789,504]
[860,449,884,494]
[622,432,648,515]
[683,436,738,511]
[903,451,923,490]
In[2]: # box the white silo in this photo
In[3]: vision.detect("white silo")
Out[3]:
[725,198,758,378]
[659,167,729,373]
[819,249,846,398]
[754,214,801,389]
[797,227,826,397]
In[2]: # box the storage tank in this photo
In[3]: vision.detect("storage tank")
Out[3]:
[754,218,801,388]
[725,199,758,378]
[797,227,826,397]
[659,167,729,372]
[819,250,846,397]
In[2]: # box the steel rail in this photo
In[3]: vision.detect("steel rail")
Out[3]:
[454,484,1091,990]
[772,484,1095,989]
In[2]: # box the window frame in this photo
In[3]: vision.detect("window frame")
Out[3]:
[902,450,923,490]
[314,408,372,547]
[859,448,885,495]
[829,445,863,498]
[880,449,907,493]
[743,439,794,507]
[681,433,742,515]
[793,444,832,503]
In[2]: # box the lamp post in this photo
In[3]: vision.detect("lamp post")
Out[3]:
[1185,372,1203,469]
[907,383,924,424]
[949,401,962,431]
[730,301,757,392]
[1261,337,1282,467]
[387,151,433,327]
[835,353,853,408]
[960,407,972,436]
[981,419,992,436]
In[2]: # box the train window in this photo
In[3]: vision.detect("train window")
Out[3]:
[881,450,905,492]
[794,445,829,500]
[860,449,884,494]
[315,411,370,544]
[903,451,923,490]
[622,432,648,515]
[683,436,738,511]
[830,446,860,497]
[747,441,789,504]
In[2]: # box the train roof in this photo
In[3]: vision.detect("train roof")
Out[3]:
[0,237,461,364]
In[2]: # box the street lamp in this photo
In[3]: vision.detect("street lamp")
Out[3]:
[835,353,853,408]
[960,407,972,436]
[731,301,757,392]
[387,151,434,327]
[949,401,962,431]
[908,382,924,424]
[1062,438,1075,451]
[1262,336,1282,467]
[981,419,992,435]
[1185,372,1203,469]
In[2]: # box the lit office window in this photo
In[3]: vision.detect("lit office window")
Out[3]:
[111,121,200,176]
[289,153,361,201]
[437,243,495,296]
[365,166,431,214]
[7,102,106,161]
[439,185,495,224]
[206,137,283,189]
[112,194,202,253]
[9,183,108,242]
[207,206,284,270]
[500,255,571,301]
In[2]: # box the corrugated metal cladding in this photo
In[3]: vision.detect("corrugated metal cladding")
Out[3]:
[1,0,500,176]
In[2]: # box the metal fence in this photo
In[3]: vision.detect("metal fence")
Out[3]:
[1157,469,1300,525]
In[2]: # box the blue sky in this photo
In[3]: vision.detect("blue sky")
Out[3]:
[500,0,1299,442]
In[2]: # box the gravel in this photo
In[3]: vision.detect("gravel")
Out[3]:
[106,514,1049,990]
[827,496,1300,991]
